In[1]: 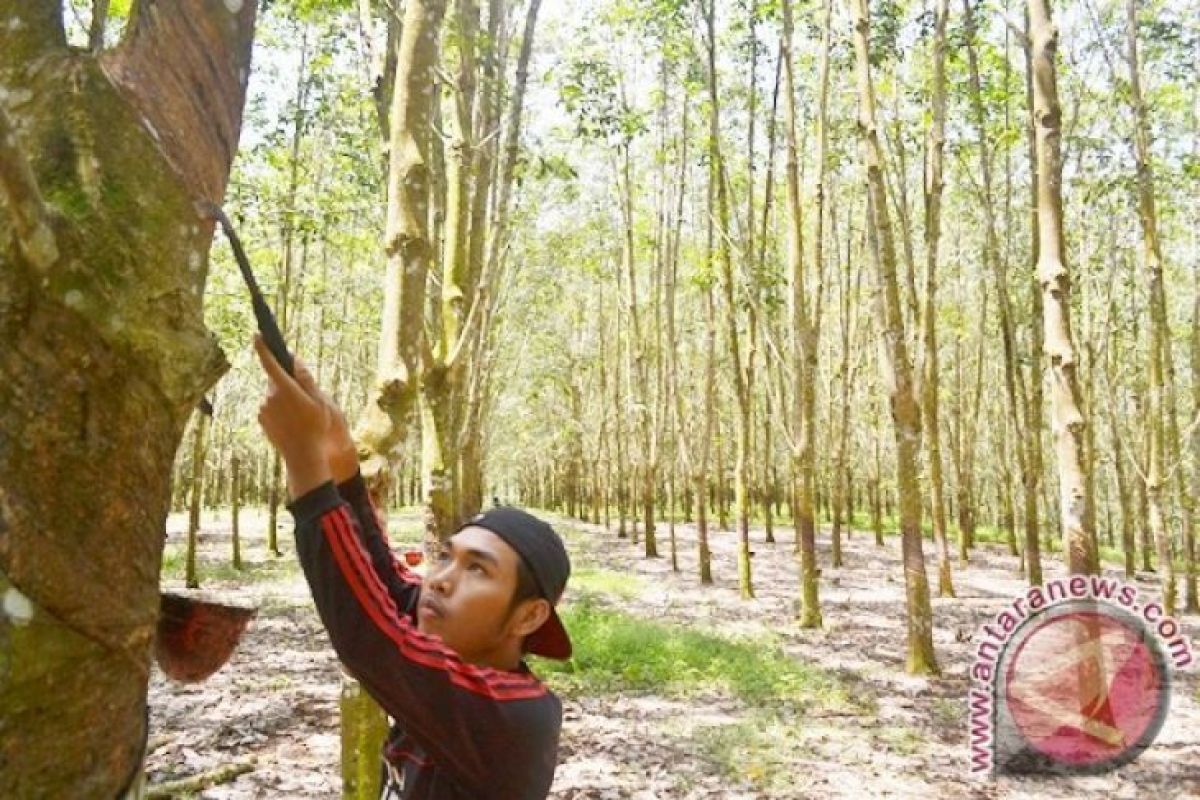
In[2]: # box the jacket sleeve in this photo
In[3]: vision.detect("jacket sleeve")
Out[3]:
[287,482,561,799]
[334,471,423,613]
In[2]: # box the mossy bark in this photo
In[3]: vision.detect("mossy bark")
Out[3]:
[0,2,256,795]
[341,675,388,800]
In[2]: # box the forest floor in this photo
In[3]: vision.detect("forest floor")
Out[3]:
[149,505,1200,799]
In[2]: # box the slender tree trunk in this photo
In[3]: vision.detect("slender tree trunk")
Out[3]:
[355,0,448,487]
[849,0,939,675]
[341,670,388,800]
[966,0,1041,583]
[922,0,954,598]
[345,0,448,784]
[1028,0,1096,576]
[1126,0,1187,612]
[705,0,753,598]
[1107,381,1136,577]
[231,456,243,571]
[782,0,823,625]
[832,210,860,567]
[186,405,211,590]
[695,137,716,586]
[1191,260,1200,608]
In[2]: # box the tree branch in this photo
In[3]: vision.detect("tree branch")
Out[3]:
[0,105,59,271]
[89,0,111,51]
[1004,13,1031,51]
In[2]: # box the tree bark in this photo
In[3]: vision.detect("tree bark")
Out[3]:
[186,405,212,589]
[355,0,448,487]
[1027,0,1096,575]
[849,0,939,675]
[704,0,753,598]
[0,1,257,794]
[1125,0,1189,612]
[922,0,954,598]
[782,0,823,626]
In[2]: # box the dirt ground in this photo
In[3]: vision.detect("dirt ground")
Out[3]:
[148,506,1200,799]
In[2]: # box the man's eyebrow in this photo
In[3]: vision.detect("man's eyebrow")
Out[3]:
[448,541,500,567]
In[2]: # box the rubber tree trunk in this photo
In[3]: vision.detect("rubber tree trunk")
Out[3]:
[355,0,447,487]
[922,0,954,598]
[1027,0,1097,576]
[344,0,447,790]
[849,0,939,676]
[1126,0,1188,612]
[341,671,388,800]
[705,0,753,599]
[186,405,212,589]
[232,455,243,571]
[782,0,823,626]
[0,2,256,795]
[965,0,1042,584]
[1191,264,1200,609]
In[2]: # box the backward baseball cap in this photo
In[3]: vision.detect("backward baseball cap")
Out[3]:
[457,507,572,660]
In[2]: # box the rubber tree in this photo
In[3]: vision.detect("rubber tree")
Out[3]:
[781,0,823,627]
[847,0,939,675]
[703,0,754,599]
[921,0,954,598]
[1027,0,1097,576]
[1125,0,1192,613]
[354,0,447,504]
[963,0,1042,583]
[0,0,257,795]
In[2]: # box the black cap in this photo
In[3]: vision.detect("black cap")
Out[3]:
[458,507,573,660]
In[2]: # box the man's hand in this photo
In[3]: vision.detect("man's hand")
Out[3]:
[254,334,333,499]
[292,361,359,484]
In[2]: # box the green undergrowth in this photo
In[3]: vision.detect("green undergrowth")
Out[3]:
[689,705,908,793]
[532,595,867,717]
[690,711,808,793]
[159,542,301,585]
[569,567,644,600]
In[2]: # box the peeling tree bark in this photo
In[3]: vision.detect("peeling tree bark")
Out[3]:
[0,1,257,795]
[355,0,447,494]
[1027,0,1096,576]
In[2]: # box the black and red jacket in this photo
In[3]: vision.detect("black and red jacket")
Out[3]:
[287,474,562,799]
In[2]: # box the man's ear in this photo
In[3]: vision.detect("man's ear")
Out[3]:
[509,598,551,638]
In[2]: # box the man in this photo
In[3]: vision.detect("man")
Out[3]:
[253,335,572,799]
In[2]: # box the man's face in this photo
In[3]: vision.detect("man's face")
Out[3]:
[417,526,526,663]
